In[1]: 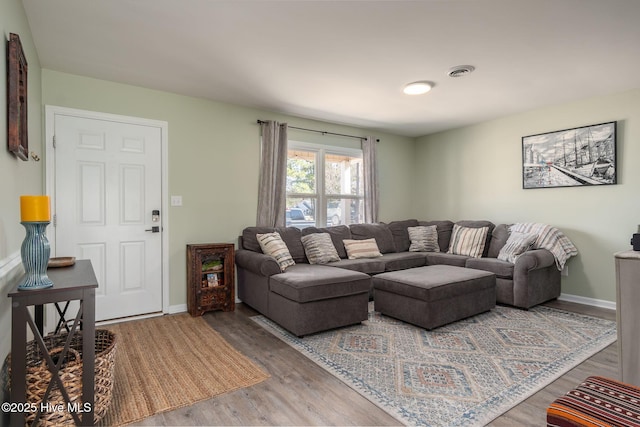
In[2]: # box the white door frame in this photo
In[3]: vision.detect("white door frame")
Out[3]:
[45,105,170,319]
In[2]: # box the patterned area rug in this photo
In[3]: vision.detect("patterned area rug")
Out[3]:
[253,304,616,426]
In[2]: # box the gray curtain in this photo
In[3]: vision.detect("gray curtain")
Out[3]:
[362,136,379,223]
[257,120,288,227]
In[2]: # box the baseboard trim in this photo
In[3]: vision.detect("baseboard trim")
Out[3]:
[558,293,616,311]
[168,304,187,314]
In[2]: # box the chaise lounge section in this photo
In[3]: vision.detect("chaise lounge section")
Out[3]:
[236,219,572,336]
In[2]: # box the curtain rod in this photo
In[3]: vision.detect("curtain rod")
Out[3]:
[257,120,378,142]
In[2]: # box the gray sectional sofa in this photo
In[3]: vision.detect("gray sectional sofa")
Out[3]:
[235,219,562,336]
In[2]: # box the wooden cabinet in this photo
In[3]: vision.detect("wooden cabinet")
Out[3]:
[187,243,235,316]
[615,250,640,386]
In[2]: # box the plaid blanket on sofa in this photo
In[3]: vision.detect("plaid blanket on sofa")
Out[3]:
[510,223,578,270]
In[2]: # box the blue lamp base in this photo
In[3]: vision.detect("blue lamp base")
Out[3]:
[18,221,53,290]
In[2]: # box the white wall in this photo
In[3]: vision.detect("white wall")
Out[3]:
[0,0,43,372]
[41,69,417,309]
[414,89,640,303]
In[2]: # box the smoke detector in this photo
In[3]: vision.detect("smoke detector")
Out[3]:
[447,65,475,78]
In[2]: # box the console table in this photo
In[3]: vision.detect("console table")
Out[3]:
[8,259,98,426]
[614,250,640,387]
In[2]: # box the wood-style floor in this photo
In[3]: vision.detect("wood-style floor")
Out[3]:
[133,300,617,426]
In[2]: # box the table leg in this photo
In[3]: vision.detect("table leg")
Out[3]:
[10,300,27,427]
[81,290,95,425]
[35,304,43,337]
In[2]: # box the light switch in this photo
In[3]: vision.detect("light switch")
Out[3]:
[171,195,183,206]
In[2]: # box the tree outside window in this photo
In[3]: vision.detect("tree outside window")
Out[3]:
[286,143,363,229]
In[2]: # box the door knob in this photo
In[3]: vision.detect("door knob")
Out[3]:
[145,226,160,233]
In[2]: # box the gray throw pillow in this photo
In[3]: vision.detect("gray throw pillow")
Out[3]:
[408,225,440,252]
[301,233,341,264]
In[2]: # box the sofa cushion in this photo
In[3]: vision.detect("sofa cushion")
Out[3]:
[408,225,440,252]
[256,232,295,271]
[343,238,383,259]
[425,252,470,267]
[465,257,515,279]
[269,264,371,303]
[243,226,307,263]
[447,224,489,258]
[418,220,454,252]
[301,233,341,265]
[327,258,386,275]
[387,219,419,252]
[373,265,495,303]
[349,223,397,254]
[380,252,427,271]
[454,220,495,257]
[488,223,510,258]
[497,231,537,263]
[301,225,351,259]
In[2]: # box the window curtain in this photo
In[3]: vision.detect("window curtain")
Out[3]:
[362,136,379,223]
[256,120,288,227]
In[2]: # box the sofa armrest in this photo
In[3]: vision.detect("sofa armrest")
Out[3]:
[512,249,561,308]
[235,249,281,276]
[514,249,555,271]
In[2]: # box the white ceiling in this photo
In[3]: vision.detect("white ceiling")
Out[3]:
[21,0,640,137]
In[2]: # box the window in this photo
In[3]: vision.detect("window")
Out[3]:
[286,142,363,229]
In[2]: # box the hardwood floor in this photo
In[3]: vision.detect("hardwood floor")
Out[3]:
[132,300,617,426]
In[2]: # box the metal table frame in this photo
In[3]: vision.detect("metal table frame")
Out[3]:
[8,260,98,426]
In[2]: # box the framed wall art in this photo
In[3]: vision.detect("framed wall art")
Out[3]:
[522,121,616,189]
[7,32,29,161]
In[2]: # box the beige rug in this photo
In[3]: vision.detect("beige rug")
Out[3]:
[98,313,269,426]
[254,304,616,426]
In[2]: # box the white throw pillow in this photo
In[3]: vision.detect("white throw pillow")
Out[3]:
[447,225,489,258]
[343,238,383,259]
[301,233,341,264]
[256,232,295,271]
[408,225,440,252]
[498,231,538,263]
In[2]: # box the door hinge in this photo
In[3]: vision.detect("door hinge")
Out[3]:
[53,135,56,149]
[53,214,57,227]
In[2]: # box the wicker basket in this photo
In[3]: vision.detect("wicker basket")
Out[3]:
[9,329,117,426]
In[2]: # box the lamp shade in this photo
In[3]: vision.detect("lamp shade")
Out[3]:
[20,195,51,222]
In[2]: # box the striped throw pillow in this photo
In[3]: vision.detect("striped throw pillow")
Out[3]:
[447,225,489,258]
[343,238,383,259]
[256,232,295,271]
[408,225,440,252]
[301,233,341,264]
[498,231,537,263]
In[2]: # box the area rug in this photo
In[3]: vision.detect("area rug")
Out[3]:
[253,304,616,426]
[98,313,269,426]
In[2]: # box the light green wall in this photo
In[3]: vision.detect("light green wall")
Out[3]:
[414,89,640,303]
[41,69,416,307]
[0,0,43,369]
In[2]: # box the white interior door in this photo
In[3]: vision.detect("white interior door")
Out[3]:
[50,110,165,322]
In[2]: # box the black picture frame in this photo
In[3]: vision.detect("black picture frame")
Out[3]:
[7,33,29,161]
[522,121,617,189]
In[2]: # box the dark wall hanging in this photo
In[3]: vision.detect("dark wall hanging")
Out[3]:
[522,121,617,189]
[7,32,29,161]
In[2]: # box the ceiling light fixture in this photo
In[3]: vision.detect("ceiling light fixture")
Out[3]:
[447,65,475,78]
[403,81,434,95]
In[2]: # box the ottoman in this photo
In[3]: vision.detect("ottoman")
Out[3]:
[373,264,496,330]
[547,376,640,427]
[268,264,371,337]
